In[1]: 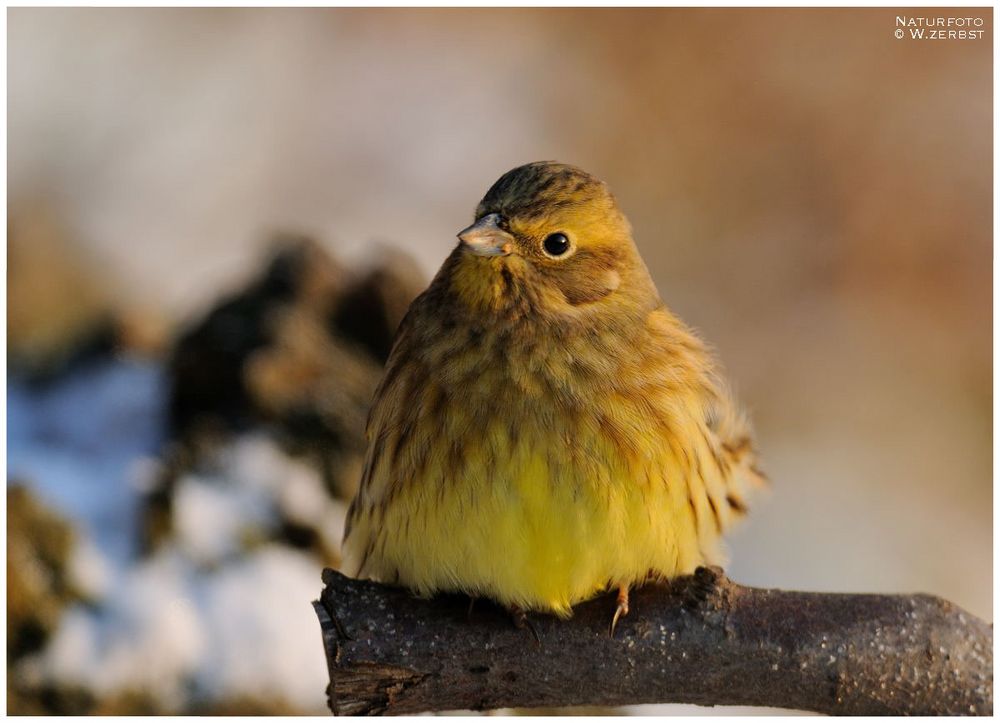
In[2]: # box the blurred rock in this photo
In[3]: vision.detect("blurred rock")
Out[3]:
[150,235,424,558]
[8,207,117,381]
[241,251,422,492]
[167,234,349,444]
[190,697,306,715]
[166,233,423,477]
[244,306,377,500]
[8,205,172,383]
[7,485,81,663]
[331,247,427,363]
[8,683,100,716]
[7,484,86,714]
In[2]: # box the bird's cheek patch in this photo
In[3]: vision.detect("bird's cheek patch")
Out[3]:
[561,269,621,306]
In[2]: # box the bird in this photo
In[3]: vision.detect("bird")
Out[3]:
[341,161,765,636]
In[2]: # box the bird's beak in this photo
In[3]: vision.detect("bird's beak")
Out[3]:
[457,213,514,257]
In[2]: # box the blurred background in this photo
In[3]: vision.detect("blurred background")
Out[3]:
[7,7,992,715]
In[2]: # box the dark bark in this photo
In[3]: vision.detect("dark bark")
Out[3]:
[313,567,992,715]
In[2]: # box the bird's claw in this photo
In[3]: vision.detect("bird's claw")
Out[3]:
[609,585,630,638]
[509,605,541,645]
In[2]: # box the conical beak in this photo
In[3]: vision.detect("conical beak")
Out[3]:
[457,213,514,257]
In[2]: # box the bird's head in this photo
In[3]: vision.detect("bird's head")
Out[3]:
[448,161,656,318]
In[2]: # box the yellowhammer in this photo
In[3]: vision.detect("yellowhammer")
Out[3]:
[342,161,765,635]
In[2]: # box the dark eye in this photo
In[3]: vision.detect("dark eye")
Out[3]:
[542,232,571,257]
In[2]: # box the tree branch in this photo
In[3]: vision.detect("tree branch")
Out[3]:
[313,567,992,715]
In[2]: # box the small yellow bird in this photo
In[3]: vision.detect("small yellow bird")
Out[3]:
[342,161,765,634]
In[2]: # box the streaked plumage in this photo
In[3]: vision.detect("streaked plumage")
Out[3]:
[342,161,765,619]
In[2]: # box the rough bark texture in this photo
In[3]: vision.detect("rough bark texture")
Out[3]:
[313,567,992,716]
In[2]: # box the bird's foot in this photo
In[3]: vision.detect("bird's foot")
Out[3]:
[609,584,630,638]
[508,604,540,645]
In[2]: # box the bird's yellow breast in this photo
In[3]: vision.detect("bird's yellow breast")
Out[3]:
[343,370,722,616]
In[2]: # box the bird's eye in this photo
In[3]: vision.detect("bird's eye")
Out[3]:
[542,232,571,257]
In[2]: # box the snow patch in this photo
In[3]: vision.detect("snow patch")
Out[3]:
[12,363,338,713]
[66,535,114,601]
[199,545,330,708]
[41,545,328,711]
